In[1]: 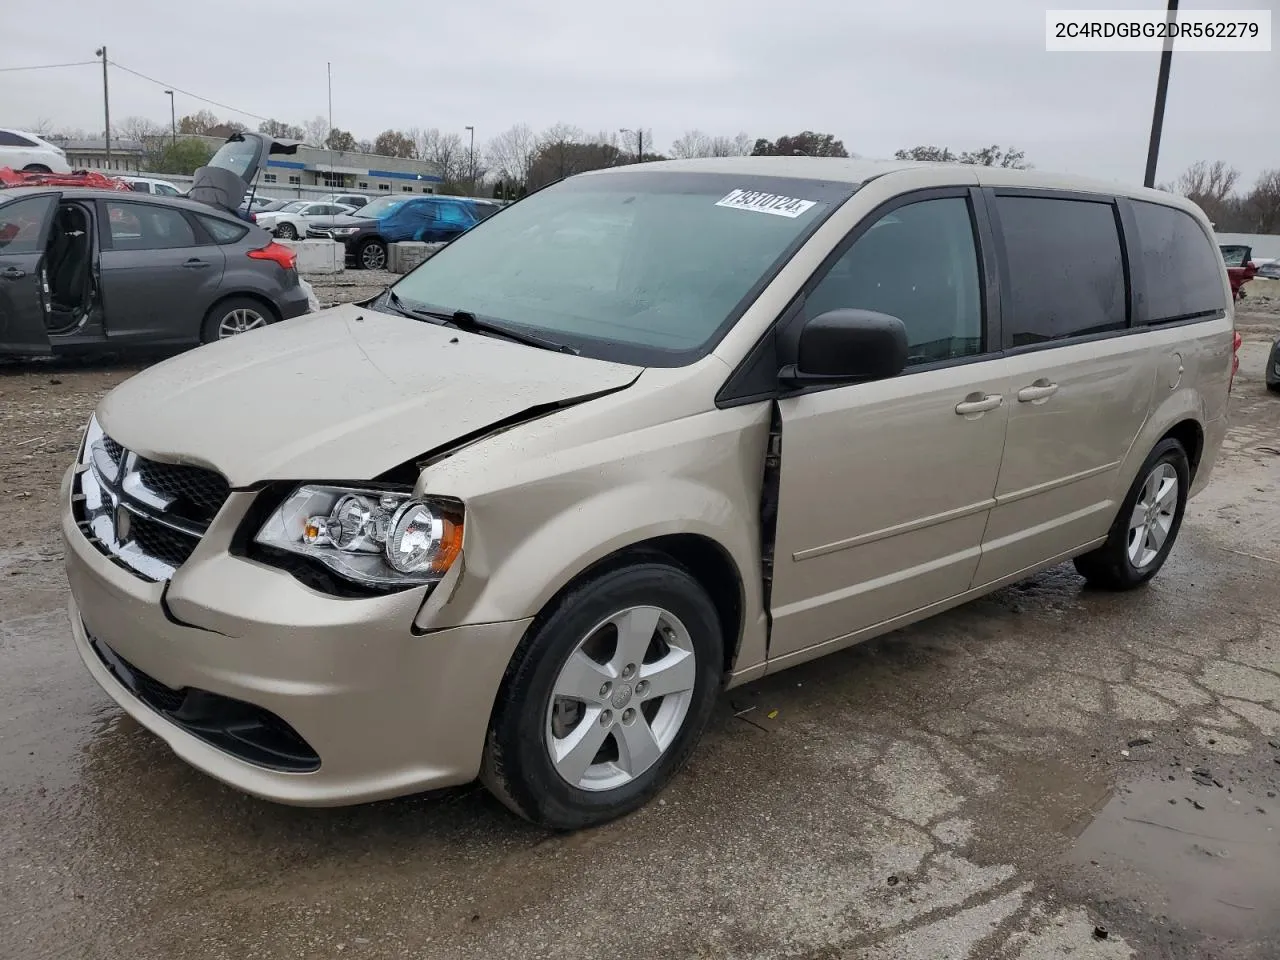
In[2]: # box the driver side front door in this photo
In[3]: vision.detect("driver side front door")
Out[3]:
[0,193,59,356]
[766,189,1011,666]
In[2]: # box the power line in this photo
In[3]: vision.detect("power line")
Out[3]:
[0,60,98,73]
[107,59,271,123]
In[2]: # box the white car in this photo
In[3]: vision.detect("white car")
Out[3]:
[0,128,72,173]
[255,200,357,240]
[120,176,183,197]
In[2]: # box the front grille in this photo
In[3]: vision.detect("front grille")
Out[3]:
[89,634,320,773]
[134,460,230,524]
[73,429,230,582]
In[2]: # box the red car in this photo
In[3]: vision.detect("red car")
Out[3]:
[1220,244,1258,300]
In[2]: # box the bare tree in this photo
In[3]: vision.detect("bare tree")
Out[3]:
[303,115,330,147]
[259,119,306,140]
[373,129,416,159]
[1171,160,1240,205]
[485,123,539,187]
[1246,169,1280,234]
[671,130,713,159]
[117,116,163,143]
[412,128,467,185]
[26,117,56,137]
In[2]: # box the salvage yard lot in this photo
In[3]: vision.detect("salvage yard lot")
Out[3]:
[1,288,1279,958]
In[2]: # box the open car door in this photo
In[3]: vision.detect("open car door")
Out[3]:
[188,132,302,215]
[0,192,59,356]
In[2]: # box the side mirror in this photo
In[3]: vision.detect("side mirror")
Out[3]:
[780,308,909,386]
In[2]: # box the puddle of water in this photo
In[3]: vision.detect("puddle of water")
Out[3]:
[1070,776,1279,940]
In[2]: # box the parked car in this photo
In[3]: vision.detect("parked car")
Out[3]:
[1255,258,1280,280]
[121,176,183,197]
[307,194,500,269]
[1219,243,1258,299]
[255,200,356,240]
[1267,336,1280,392]
[0,128,71,174]
[240,195,281,213]
[0,186,310,357]
[315,192,371,210]
[61,157,1234,829]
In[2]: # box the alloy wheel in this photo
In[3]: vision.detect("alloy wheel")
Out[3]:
[217,307,267,339]
[545,605,697,792]
[1127,462,1178,569]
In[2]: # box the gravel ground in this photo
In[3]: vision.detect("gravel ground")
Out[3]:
[1,298,1278,960]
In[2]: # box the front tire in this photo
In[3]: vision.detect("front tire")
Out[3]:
[357,239,387,270]
[1074,438,1190,590]
[482,559,723,830]
[276,222,298,240]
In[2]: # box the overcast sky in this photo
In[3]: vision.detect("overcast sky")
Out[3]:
[3,0,1276,186]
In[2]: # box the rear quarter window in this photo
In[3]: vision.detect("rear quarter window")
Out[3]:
[196,214,250,244]
[996,195,1127,347]
[1132,202,1227,322]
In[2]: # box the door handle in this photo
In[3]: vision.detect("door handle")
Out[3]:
[955,393,1003,416]
[1016,381,1059,403]
[182,259,211,269]
[0,266,27,280]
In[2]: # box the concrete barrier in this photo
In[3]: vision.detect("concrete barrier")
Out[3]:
[389,242,447,274]
[279,239,343,275]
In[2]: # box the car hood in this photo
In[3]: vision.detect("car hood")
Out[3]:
[312,214,375,229]
[96,304,642,488]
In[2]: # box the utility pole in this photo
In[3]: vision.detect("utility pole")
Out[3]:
[1143,0,1178,188]
[465,125,475,195]
[165,89,176,146]
[326,62,333,144]
[95,46,110,167]
[620,127,644,164]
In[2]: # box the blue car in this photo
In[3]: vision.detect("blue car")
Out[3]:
[306,195,502,269]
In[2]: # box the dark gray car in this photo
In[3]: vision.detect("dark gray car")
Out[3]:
[0,186,310,358]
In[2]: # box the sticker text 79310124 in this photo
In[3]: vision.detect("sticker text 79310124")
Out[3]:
[714,189,817,219]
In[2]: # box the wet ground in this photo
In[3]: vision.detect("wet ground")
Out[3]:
[1,297,1278,960]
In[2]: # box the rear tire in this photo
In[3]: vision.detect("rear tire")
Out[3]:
[200,296,276,344]
[357,239,387,271]
[481,559,723,830]
[1073,438,1190,590]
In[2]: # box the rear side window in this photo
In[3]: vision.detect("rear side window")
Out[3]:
[0,195,56,253]
[197,214,249,244]
[105,201,197,250]
[997,196,1127,346]
[0,131,38,147]
[1134,202,1228,321]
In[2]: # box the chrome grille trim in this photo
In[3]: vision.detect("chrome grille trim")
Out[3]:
[73,434,229,582]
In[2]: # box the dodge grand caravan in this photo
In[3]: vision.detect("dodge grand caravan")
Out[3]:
[63,158,1234,830]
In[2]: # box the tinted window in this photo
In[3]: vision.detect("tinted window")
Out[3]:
[388,171,852,365]
[0,195,56,253]
[106,202,197,250]
[0,131,38,147]
[806,197,983,365]
[197,214,249,244]
[1133,202,1227,321]
[997,196,1126,346]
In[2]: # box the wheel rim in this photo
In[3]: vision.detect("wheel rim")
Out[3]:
[278,224,295,239]
[1127,462,1178,569]
[217,307,267,339]
[361,243,385,269]
[545,605,697,792]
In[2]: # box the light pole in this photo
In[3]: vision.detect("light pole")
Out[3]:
[94,46,110,168]
[1143,0,1179,188]
[326,62,333,145]
[620,127,643,163]
[164,89,176,146]
[465,125,475,195]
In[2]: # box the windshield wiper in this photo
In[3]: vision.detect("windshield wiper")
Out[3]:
[385,292,578,355]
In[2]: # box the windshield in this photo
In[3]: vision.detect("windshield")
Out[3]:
[278,200,308,213]
[386,171,853,365]
[357,196,411,219]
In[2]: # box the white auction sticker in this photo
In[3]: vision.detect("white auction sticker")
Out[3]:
[715,189,816,218]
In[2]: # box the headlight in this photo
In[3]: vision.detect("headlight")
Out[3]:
[329,226,359,236]
[254,485,463,588]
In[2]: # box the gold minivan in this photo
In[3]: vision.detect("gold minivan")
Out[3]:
[63,158,1235,829]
